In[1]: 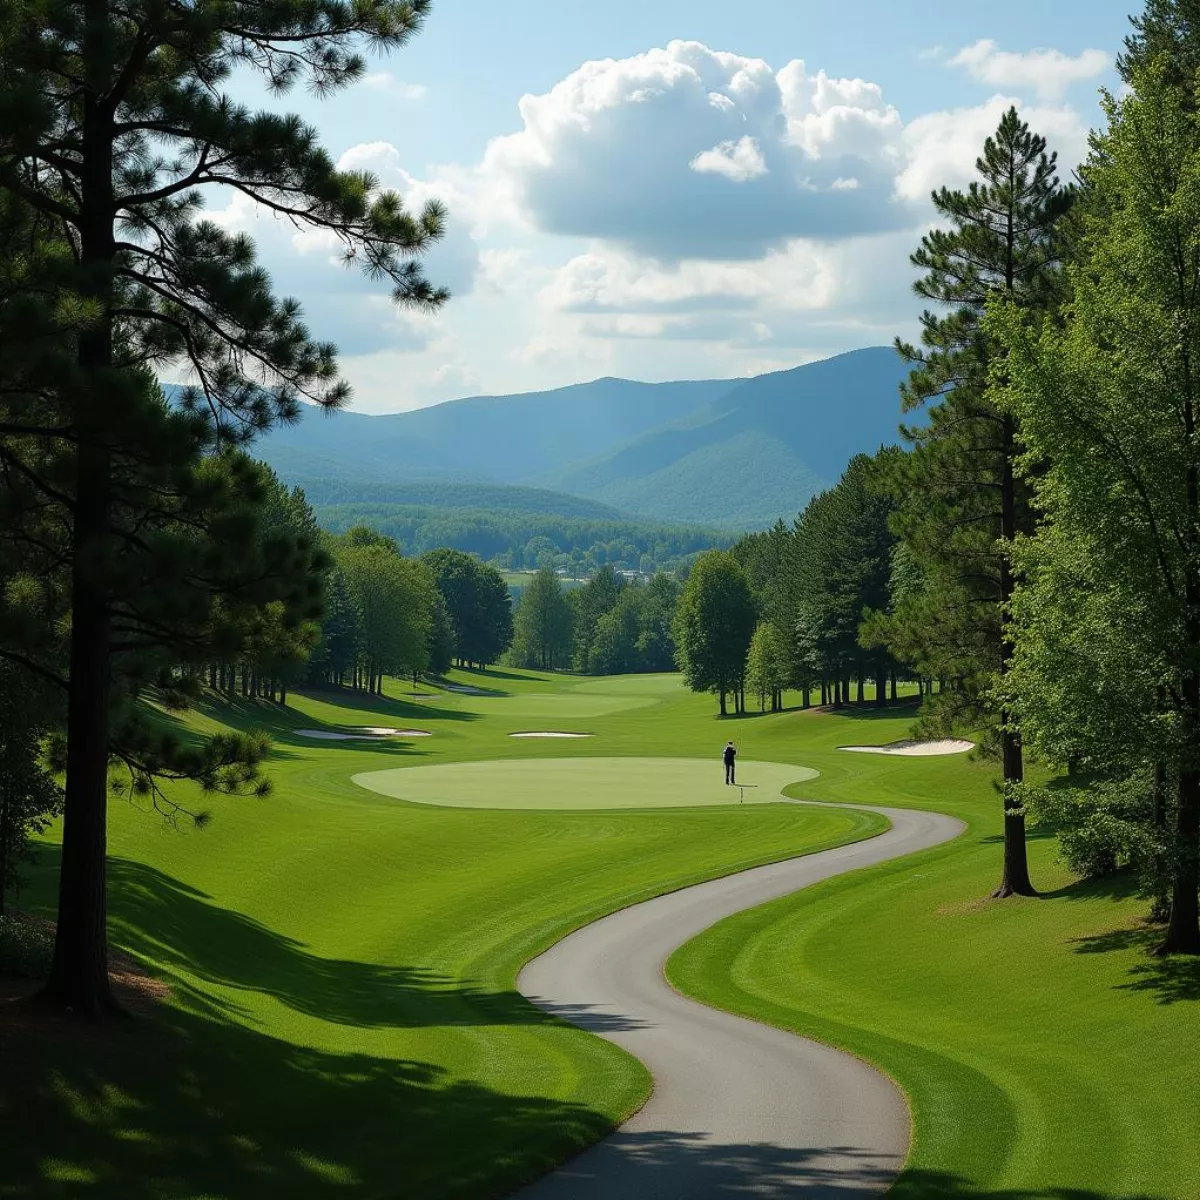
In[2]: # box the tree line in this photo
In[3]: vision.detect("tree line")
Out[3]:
[316,502,730,575]
[507,566,679,675]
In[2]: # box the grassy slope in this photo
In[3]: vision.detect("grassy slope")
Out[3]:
[668,705,1200,1200]
[0,671,878,1200]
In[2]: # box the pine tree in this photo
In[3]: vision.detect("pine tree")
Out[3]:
[571,566,625,673]
[888,108,1072,898]
[511,568,572,670]
[1119,0,1200,89]
[0,0,446,1013]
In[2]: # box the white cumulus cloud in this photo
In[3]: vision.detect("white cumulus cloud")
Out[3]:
[478,40,912,259]
[948,40,1110,101]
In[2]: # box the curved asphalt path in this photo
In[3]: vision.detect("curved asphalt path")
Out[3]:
[513,795,964,1199]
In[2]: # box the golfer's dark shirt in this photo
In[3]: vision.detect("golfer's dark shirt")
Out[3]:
[723,748,736,765]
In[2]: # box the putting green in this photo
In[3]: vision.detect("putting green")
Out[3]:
[352,756,820,810]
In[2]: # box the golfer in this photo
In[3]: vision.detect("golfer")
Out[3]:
[723,740,737,785]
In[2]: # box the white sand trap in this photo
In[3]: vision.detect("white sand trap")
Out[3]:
[296,727,432,741]
[509,731,594,739]
[839,738,974,757]
[443,684,488,695]
[356,726,432,738]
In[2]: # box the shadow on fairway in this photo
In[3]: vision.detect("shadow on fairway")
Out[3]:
[284,687,482,723]
[104,857,645,1032]
[1070,925,1200,1004]
[511,1133,1168,1199]
[0,993,616,1200]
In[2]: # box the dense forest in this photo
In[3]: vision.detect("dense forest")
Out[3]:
[315,503,729,574]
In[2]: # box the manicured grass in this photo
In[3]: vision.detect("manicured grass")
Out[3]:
[353,756,818,809]
[3,666,1196,1199]
[0,669,876,1200]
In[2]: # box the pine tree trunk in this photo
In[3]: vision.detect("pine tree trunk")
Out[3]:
[803,685,811,710]
[42,62,119,1014]
[856,668,864,705]
[719,690,727,716]
[890,672,897,703]
[994,425,1035,899]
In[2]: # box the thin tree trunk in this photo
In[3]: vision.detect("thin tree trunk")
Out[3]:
[719,689,727,716]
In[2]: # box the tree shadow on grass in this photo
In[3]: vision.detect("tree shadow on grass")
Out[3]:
[0,991,616,1200]
[514,1132,1169,1200]
[276,686,481,724]
[102,857,645,1033]
[1070,925,1200,1005]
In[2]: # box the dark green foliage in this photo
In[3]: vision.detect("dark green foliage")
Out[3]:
[1025,776,1164,888]
[0,913,54,977]
[421,549,513,669]
[586,575,680,676]
[790,455,895,701]
[316,503,728,573]
[509,569,573,671]
[1119,0,1200,87]
[0,671,62,916]
[571,567,626,673]
[673,551,756,715]
[426,592,456,676]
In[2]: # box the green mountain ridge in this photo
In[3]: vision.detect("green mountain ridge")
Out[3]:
[244,346,913,532]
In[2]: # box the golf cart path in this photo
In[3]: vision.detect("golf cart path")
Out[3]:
[513,796,964,1199]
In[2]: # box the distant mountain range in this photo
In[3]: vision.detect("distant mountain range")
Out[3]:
[249,347,913,531]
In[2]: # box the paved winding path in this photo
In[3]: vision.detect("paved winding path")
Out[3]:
[513,798,964,1199]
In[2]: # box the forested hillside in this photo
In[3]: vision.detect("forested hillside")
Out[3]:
[249,349,912,530]
[315,502,729,573]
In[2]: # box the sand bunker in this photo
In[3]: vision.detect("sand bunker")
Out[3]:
[839,738,974,757]
[296,727,432,741]
[509,731,594,739]
[443,684,488,696]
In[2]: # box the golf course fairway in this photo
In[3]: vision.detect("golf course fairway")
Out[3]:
[2,668,1197,1199]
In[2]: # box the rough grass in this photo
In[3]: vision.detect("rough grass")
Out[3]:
[0,670,875,1200]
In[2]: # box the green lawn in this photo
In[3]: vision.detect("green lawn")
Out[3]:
[0,670,874,1200]
[1,667,1196,1200]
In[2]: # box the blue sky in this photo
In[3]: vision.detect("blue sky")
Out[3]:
[210,0,1135,412]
